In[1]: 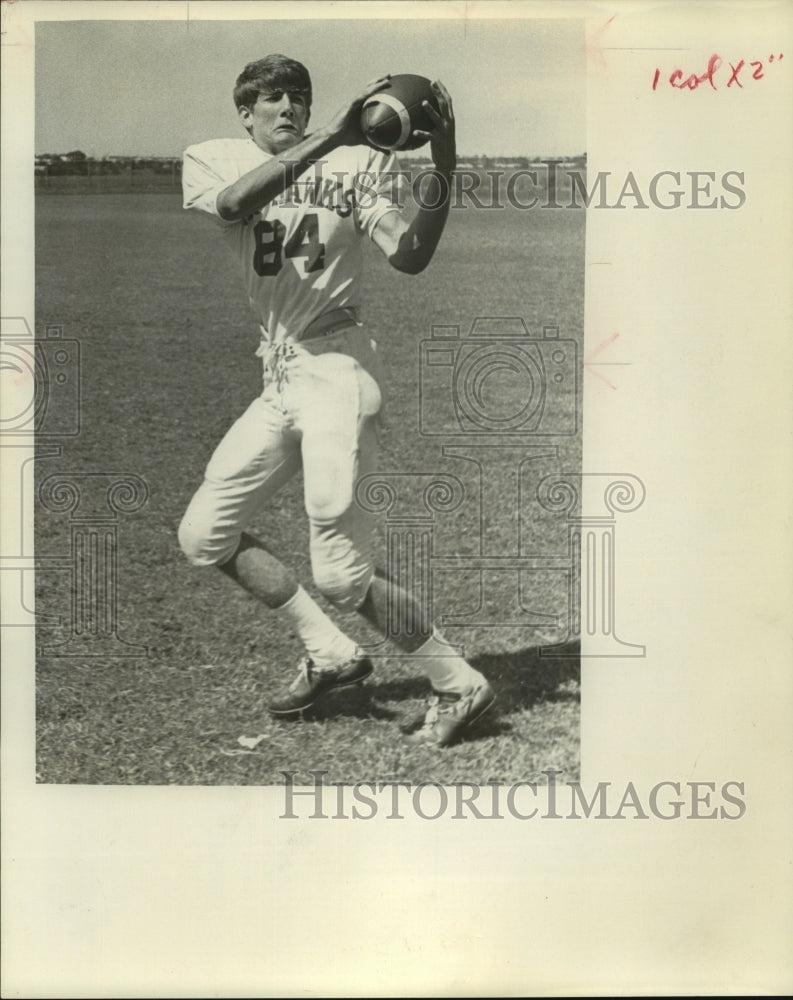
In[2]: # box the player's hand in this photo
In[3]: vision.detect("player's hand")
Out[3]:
[325,75,393,147]
[413,80,456,176]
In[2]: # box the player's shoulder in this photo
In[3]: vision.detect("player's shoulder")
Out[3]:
[183,137,269,168]
[324,142,394,171]
[324,143,400,187]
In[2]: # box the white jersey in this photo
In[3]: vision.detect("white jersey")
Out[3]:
[182,136,403,344]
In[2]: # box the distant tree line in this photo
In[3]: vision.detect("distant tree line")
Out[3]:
[35,151,182,177]
[35,150,585,177]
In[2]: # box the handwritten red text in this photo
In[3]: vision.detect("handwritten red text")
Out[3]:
[652,53,783,91]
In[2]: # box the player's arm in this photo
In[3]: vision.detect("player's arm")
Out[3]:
[371,81,455,276]
[217,75,392,222]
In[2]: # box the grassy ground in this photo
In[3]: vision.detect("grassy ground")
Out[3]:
[34,192,584,785]
[35,170,181,195]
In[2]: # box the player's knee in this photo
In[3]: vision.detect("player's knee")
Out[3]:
[177,515,211,566]
[178,513,239,568]
[312,564,371,613]
[303,461,357,525]
[304,491,352,525]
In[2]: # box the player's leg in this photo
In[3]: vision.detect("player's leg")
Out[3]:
[178,391,363,676]
[311,424,494,744]
[357,570,494,747]
[217,532,362,670]
[288,335,494,743]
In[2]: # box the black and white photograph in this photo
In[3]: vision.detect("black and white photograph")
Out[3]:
[30,16,585,785]
[2,1,792,996]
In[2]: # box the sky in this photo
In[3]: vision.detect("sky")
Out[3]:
[35,15,585,158]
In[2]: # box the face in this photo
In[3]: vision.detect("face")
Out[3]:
[239,88,310,154]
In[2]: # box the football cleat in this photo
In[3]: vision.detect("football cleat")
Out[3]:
[403,681,496,747]
[267,655,374,716]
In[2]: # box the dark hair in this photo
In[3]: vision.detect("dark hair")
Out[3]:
[233,54,313,110]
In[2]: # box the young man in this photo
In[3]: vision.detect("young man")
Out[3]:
[179,54,493,746]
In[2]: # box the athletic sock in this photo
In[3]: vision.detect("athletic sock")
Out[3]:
[410,630,487,696]
[276,586,357,670]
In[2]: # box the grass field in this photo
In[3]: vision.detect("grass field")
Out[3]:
[34,191,584,785]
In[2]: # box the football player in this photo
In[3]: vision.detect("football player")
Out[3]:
[179,54,494,746]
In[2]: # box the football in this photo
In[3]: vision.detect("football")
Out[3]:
[361,74,439,151]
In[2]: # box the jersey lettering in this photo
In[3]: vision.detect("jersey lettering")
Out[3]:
[272,179,355,218]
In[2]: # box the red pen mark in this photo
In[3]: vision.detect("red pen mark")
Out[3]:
[0,359,31,387]
[727,60,744,87]
[652,53,722,91]
[652,53,783,91]
[586,15,616,71]
[585,332,621,390]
